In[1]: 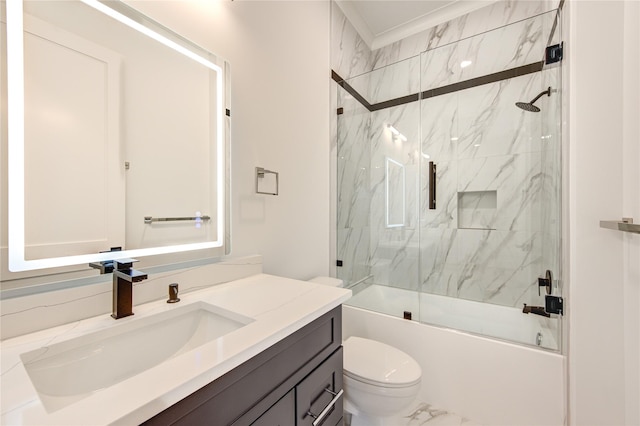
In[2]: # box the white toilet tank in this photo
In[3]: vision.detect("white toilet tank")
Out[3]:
[308,276,344,287]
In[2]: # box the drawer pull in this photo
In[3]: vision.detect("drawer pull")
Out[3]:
[307,388,343,426]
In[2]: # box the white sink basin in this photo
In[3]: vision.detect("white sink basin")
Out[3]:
[20,301,253,413]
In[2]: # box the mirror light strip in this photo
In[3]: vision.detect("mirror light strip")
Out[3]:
[8,1,226,271]
[81,0,221,73]
[7,0,26,271]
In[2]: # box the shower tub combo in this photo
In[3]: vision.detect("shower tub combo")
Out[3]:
[334,6,565,425]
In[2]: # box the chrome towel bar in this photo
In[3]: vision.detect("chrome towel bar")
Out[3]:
[144,215,210,224]
[600,218,640,234]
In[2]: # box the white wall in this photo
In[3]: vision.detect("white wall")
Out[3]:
[567,1,640,425]
[127,1,331,280]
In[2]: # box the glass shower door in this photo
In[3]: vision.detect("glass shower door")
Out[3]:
[418,9,563,350]
[336,56,422,320]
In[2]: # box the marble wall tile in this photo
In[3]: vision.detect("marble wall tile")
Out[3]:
[337,91,371,230]
[371,1,559,71]
[456,74,543,160]
[367,55,421,104]
[336,226,371,285]
[330,2,373,79]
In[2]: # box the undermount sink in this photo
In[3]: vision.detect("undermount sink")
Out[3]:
[20,301,254,413]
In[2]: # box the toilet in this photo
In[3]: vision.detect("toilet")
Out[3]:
[308,277,422,426]
[342,336,422,426]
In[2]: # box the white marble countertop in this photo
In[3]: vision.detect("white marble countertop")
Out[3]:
[0,274,351,425]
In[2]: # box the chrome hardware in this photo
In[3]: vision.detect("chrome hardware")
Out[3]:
[144,215,210,224]
[256,167,279,195]
[167,283,180,303]
[536,332,543,346]
[307,387,343,426]
[600,217,640,234]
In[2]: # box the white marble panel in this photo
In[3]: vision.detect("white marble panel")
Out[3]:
[336,226,371,285]
[420,43,460,96]
[418,13,547,94]
[420,228,459,297]
[421,92,458,162]
[367,55,420,104]
[455,12,551,82]
[371,1,558,71]
[456,152,543,233]
[456,74,543,160]
[337,91,371,230]
[330,2,373,79]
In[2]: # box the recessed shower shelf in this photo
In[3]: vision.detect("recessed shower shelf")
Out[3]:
[600,218,640,234]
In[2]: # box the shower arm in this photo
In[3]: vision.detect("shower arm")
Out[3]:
[529,87,551,104]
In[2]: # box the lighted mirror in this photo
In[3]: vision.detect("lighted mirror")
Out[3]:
[2,0,229,273]
[385,157,405,228]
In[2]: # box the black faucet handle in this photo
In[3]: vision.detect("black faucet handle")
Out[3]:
[114,258,139,271]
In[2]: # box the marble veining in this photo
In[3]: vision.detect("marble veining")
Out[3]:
[0,256,263,340]
[349,401,481,426]
[402,403,480,425]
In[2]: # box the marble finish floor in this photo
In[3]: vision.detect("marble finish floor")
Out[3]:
[346,402,481,426]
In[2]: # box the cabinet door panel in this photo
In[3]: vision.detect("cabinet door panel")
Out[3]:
[296,347,343,426]
[251,390,295,426]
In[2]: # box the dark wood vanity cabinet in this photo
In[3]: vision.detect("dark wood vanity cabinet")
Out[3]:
[143,306,343,426]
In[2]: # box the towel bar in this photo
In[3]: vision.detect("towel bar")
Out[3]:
[599,218,640,234]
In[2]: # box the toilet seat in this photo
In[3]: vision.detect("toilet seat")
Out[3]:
[343,336,421,388]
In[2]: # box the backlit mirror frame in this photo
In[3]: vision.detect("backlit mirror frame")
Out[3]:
[6,0,227,272]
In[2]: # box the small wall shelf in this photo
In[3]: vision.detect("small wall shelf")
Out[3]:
[599,218,640,234]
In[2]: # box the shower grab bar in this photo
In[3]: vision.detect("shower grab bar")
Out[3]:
[144,215,211,224]
[600,218,640,234]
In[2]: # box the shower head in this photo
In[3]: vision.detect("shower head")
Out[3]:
[516,87,552,112]
[515,101,541,112]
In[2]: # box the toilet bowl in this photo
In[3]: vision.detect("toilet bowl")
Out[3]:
[342,336,421,426]
[305,278,421,425]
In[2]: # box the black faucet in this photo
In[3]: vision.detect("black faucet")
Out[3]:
[522,303,550,318]
[112,259,148,319]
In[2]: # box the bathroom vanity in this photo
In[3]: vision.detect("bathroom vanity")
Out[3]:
[0,274,351,425]
[145,306,343,426]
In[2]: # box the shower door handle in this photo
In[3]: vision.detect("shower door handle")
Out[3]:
[429,161,436,209]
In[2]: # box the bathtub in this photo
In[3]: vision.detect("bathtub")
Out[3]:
[342,284,565,425]
[346,284,560,350]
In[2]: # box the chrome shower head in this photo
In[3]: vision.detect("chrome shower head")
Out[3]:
[516,87,552,112]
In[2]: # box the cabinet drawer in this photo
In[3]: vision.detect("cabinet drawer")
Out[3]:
[297,347,343,426]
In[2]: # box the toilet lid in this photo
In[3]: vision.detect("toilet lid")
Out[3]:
[343,337,421,388]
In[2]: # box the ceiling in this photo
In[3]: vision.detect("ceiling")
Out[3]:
[336,0,496,50]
